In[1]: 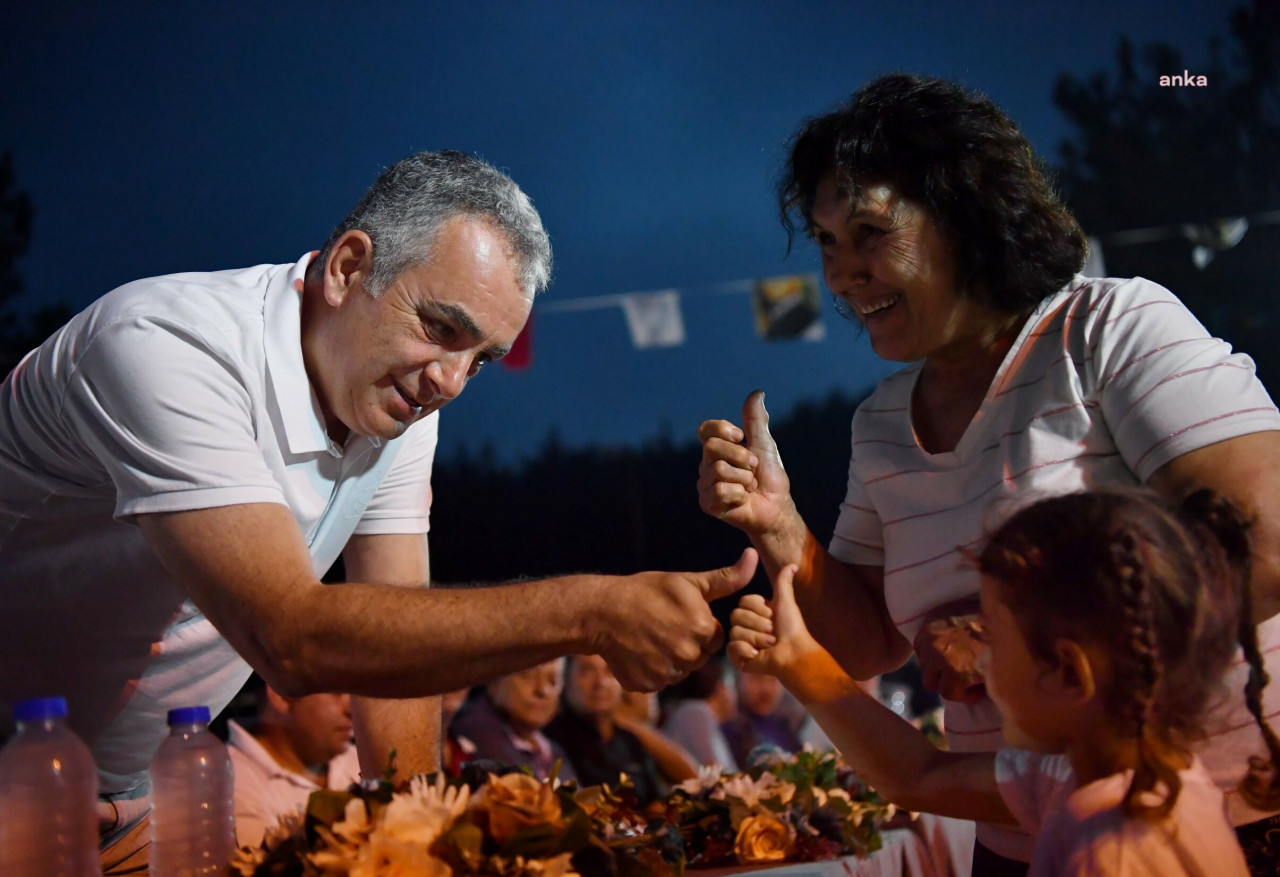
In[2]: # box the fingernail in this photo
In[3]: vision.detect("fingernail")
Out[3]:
[748,455,759,469]
[764,636,777,646]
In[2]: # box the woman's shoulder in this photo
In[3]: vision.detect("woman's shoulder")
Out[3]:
[1025,275,1198,352]
[1049,274,1184,316]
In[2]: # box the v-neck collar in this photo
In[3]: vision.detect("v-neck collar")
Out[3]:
[907,286,1069,462]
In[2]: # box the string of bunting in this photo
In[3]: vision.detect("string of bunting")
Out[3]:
[502,273,825,370]
[504,206,1278,370]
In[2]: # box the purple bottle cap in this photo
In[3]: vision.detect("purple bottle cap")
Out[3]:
[13,697,68,722]
[166,706,212,725]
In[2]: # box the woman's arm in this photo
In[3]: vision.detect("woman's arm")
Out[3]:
[1148,432,1280,623]
[699,391,913,677]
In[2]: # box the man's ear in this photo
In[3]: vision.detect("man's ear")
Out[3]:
[1052,638,1097,705]
[324,230,374,307]
[265,685,294,717]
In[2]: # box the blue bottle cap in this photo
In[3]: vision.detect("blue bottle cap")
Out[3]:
[167,706,211,725]
[13,696,68,722]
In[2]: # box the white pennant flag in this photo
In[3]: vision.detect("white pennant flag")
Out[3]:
[621,290,685,349]
[1083,236,1106,277]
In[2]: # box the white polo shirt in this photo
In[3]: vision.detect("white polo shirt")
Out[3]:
[0,255,438,795]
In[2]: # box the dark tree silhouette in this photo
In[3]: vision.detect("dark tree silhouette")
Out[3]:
[1052,0,1280,386]
[0,152,71,374]
[429,390,867,625]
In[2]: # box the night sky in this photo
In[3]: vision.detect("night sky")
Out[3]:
[4,1,1229,464]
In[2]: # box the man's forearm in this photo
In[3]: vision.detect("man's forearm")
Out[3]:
[142,504,747,703]
[271,575,601,698]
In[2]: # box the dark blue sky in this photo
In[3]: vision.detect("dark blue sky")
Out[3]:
[4,1,1227,463]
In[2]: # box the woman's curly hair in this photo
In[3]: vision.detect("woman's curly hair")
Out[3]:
[779,74,1086,314]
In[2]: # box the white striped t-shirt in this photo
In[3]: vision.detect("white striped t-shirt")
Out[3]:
[830,275,1280,833]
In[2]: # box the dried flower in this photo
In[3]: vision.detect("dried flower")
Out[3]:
[348,833,453,877]
[474,772,565,845]
[733,812,795,863]
[713,771,795,809]
[675,764,723,795]
[334,796,374,844]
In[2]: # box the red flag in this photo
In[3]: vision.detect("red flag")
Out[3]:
[502,313,534,371]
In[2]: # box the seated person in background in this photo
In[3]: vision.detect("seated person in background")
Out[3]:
[450,660,576,781]
[612,689,699,786]
[722,670,804,766]
[616,690,658,726]
[226,677,362,848]
[660,656,739,772]
[545,655,693,801]
[441,687,474,777]
[773,685,839,752]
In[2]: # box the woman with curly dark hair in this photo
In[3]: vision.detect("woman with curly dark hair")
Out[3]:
[698,74,1280,875]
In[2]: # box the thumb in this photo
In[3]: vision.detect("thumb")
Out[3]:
[701,547,760,602]
[742,390,782,466]
[770,564,804,633]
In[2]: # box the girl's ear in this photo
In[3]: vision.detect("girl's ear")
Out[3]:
[1052,638,1098,705]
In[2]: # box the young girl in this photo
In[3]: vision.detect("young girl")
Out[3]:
[729,489,1280,876]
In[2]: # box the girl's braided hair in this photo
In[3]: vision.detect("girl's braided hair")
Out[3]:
[978,488,1280,819]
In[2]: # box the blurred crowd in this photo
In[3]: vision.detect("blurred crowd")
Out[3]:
[223,656,941,847]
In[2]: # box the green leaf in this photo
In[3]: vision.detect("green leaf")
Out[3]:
[304,789,353,831]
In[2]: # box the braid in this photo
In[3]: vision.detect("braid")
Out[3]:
[1182,489,1280,809]
[1236,582,1280,809]
[1112,526,1182,819]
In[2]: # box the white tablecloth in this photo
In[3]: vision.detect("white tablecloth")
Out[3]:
[695,815,975,877]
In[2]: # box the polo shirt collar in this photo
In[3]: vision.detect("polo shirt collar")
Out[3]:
[264,253,383,458]
[226,721,320,791]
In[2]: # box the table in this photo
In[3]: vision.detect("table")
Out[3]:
[693,815,975,877]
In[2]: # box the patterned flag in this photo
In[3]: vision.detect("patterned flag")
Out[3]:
[621,290,686,349]
[752,274,824,340]
[1083,237,1106,277]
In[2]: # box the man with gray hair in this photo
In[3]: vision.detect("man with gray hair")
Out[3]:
[0,150,755,872]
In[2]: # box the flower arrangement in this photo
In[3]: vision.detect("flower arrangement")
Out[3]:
[227,765,620,877]
[226,747,893,877]
[650,745,895,868]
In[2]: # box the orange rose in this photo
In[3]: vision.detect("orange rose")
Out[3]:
[476,772,564,845]
[733,812,795,864]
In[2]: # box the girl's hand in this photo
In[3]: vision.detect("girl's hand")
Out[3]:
[912,598,989,705]
[728,564,822,688]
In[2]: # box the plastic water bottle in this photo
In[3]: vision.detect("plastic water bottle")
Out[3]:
[0,696,100,876]
[149,706,236,877]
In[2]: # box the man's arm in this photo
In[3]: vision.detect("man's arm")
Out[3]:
[341,532,439,780]
[137,502,756,697]
[1147,431,1280,623]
